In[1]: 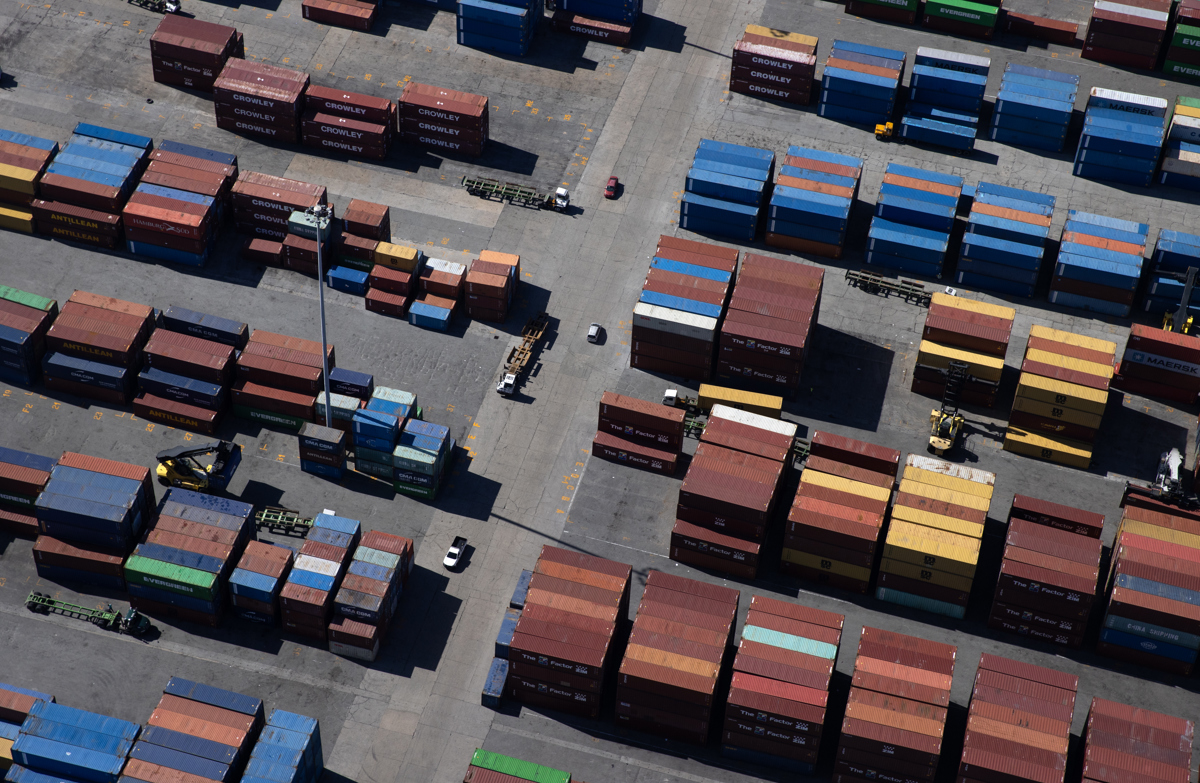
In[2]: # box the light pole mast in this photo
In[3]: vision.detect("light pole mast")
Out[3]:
[306,203,334,428]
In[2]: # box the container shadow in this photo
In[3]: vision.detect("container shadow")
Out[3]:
[791,326,895,431]
[436,461,501,522]
[463,24,601,75]
[378,0,441,32]
[382,568,459,677]
[628,13,686,53]
[1089,399,1190,478]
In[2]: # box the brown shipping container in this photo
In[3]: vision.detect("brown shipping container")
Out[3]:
[149,709,247,749]
[233,381,314,420]
[637,598,733,638]
[305,85,394,125]
[154,695,253,734]
[989,600,1088,639]
[528,571,621,609]
[38,172,123,213]
[959,749,1064,783]
[532,557,628,596]
[124,759,218,783]
[1106,587,1200,638]
[45,323,139,366]
[745,608,841,646]
[236,353,323,395]
[733,650,831,692]
[1010,494,1105,538]
[739,638,835,680]
[1085,730,1191,767]
[810,431,900,476]
[31,200,122,237]
[617,657,716,705]
[591,430,677,475]
[365,289,410,318]
[33,535,126,576]
[964,732,1067,769]
[726,695,824,737]
[923,315,1010,357]
[509,660,602,694]
[670,546,758,579]
[1094,640,1193,676]
[44,376,129,404]
[839,719,942,765]
[520,603,615,638]
[155,515,239,548]
[509,632,606,677]
[134,393,221,435]
[853,670,951,708]
[1088,698,1194,738]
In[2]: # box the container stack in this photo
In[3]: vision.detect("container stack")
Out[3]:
[818,40,905,127]
[418,258,467,322]
[1082,0,1169,69]
[673,406,797,578]
[0,286,56,386]
[1159,96,1200,188]
[1074,89,1167,187]
[729,25,817,106]
[912,292,1013,407]
[722,596,844,772]
[457,0,537,56]
[279,513,358,641]
[44,291,155,405]
[368,243,425,320]
[297,423,347,481]
[592,391,684,476]
[717,254,821,395]
[1099,495,1200,674]
[464,752,569,783]
[505,546,630,718]
[783,431,899,593]
[398,82,488,158]
[1004,326,1116,470]
[0,130,57,237]
[330,531,412,661]
[347,385,410,481]
[989,495,1103,647]
[1084,699,1194,783]
[1166,17,1200,81]
[137,305,244,435]
[631,235,737,381]
[11,700,138,783]
[395,418,454,500]
[682,139,774,242]
[129,489,254,627]
[867,163,963,278]
[1113,324,1200,405]
[334,200,386,276]
[302,0,377,31]
[959,654,1077,783]
[245,709,323,783]
[845,0,919,25]
[957,182,1056,298]
[551,10,634,46]
[149,15,240,92]
[989,64,1079,152]
[229,540,294,623]
[558,0,641,28]
[615,570,736,743]
[835,628,956,783]
[463,256,515,322]
[766,146,863,258]
[878,456,995,619]
[1049,210,1147,317]
[302,87,393,160]
[214,60,309,144]
[0,447,53,539]
[232,328,334,431]
[231,171,327,243]
[922,0,999,38]
[900,48,989,151]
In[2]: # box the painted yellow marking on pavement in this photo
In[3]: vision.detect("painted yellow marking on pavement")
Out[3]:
[365,74,372,80]
[562,496,570,502]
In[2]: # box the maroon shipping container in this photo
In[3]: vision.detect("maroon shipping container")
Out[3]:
[733,650,831,692]
[972,670,1077,711]
[976,653,1078,691]
[133,393,221,435]
[617,657,716,706]
[853,669,950,708]
[31,200,122,237]
[33,535,126,576]
[590,409,678,448]
[279,582,330,617]
[963,732,1066,769]
[0,508,39,539]
[806,455,895,488]
[810,431,900,476]
[155,515,239,548]
[233,381,315,420]
[923,314,1010,357]
[637,598,732,639]
[0,463,49,497]
[840,718,942,765]
[591,430,677,475]
[551,10,633,45]
[988,600,1088,641]
[876,571,969,607]
[726,693,825,736]
[508,670,599,711]
[132,596,221,627]
[305,85,394,125]
[397,130,483,156]
[1094,641,1193,676]
[1007,517,1103,566]
[923,13,995,38]
[509,631,606,678]
[143,529,233,565]
[1006,11,1079,44]
[45,322,140,367]
[508,660,602,694]
[959,748,1064,783]
[302,129,388,159]
[1107,586,1200,637]
[837,749,936,781]
[797,482,889,516]
[897,491,988,524]
[678,502,765,541]
[237,352,323,395]
[630,324,713,355]
[700,416,789,462]
[365,289,410,319]
[1010,494,1104,538]
[1085,729,1191,767]
[678,465,774,522]
[1088,698,1194,737]
[730,77,811,105]
[241,339,324,371]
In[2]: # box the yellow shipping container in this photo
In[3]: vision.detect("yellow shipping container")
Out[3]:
[889,504,985,539]
[1003,427,1092,469]
[0,736,11,768]
[897,479,990,512]
[879,557,974,592]
[0,163,38,196]
[1028,325,1117,358]
[1025,348,1114,380]
[884,522,980,578]
[916,341,1004,382]
[697,384,783,418]
[1015,373,1108,416]
[1118,519,1200,552]
[745,24,819,47]
[802,470,893,503]
[374,242,421,272]
[903,466,993,499]
[1011,396,1105,429]
[0,205,34,234]
[1174,104,1200,120]
[781,548,873,581]
[930,292,1015,322]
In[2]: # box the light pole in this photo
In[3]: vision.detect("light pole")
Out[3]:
[306,203,334,428]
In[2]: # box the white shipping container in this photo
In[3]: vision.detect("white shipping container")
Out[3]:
[1163,154,1200,178]
[425,258,467,276]
[1088,86,1169,117]
[632,302,718,342]
[906,454,997,486]
[710,404,798,438]
[916,47,991,75]
[294,555,342,577]
[329,639,380,661]
[1170,115,1200,143]
[1092,0,1169,20]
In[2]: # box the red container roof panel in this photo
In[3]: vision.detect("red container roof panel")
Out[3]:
[634,613,727,650]
[844,700,947,740]
[509,630,607,669]
[618,653,717,696]
[1116,531,1200,566]
[1011,494,1105,532]
[977,653,1079,692]
[960,748,1065,783]
[999,557,1098,595]
[527,571,623,608]
[840,715,944,755]
[745,608,841,646]
[973,669,1077,709]
[895,491,988,523]
[657,233,740,265]
[852,670,951,708]
[1084,745,1190,783]
[642,582,739,620]
[645,567,743,605]
[693,442,784,478]
[1121,504,1200,537]
[629,626,724,665]
[805,455,896,488]
[700,420,790,462]
[848,687,949,722]
[739,638,835,676]
[796,484,889,516]
[57,452,150,483]
[537,544,632,581]
[853,655,954,692]
[1086,714,1194,753]
[810,431,901,473]
[1085,729,1192,768]
[971,685,1074,723]
[1006,521,1103,567]
[859,628,958,664]
[727,685,827,725]
[733,651,832,692]
[963,731,1067,769]
[968,701,1072,740]
[1088,698,1195,739]
[636,598,732,635]
[1003,545,1100,583]
[519,602,616,638]
[749,593,844,630]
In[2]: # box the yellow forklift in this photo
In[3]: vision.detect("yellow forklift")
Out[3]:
[156,440,241,491]
[928,360,968,456]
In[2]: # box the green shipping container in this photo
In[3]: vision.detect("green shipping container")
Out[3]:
[338,256,374,273]
[1177,94,1200,109]
[354,458,393,480]
[125,555,218,600]
[742,624,839,660]
[393,481,438,500]
[0,489,39,510]
[233,405,307,431]
[924,0,996,25]
[470,751,570,783]
[0,286,57,314]
[355,445,394,467]
[857,0,920,12]
[1167,61,1200,80]
[1173,24,1200,52]
[353,546,402,570]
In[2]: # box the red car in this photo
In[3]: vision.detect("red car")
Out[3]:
[604,176,619,199]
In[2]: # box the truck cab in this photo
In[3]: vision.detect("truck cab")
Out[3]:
[496,373,517,395]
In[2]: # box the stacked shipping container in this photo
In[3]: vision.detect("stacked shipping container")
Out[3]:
[302,87,393,160]
[1082,0,1170,69]
[464,751,569,783]
[673,405,796,577]
[399,83,488,158]
[923,0,999,38]
[957,183,1056,298]
[901,48,989,151]
[1004,325,1115,469]
[722,596,844,772]
[631,235,737,381]
[231,171,327,244]
[878,456,994,619]
[845,0,919,22]
[1074,89,1167,188]
[1113,324,1200,405]
[464,255,516,323]
[1099,492,1200,673]
[331,530,412,661]
[1165,16,1200,81]
[716,254,821,395]
[959,654,1078,783]
[1049,210,1148,317]
[0,129,58,236]
[233,328,334,431]
[783,431,900,593]
[819,41,905,127]
[1083,698,1194,783]
[729,25,816,106]
[989,63,1078,153]
[280,513,359,641]
[681,139,773,242]
[0,286,56,386]
[0,681,55,773]
[11,701,139,783]
[457,0,537,56]
[766,145,862,258]
[369,242,425,319]
[1005,12,1079,43]
[1159,97,1200,188]
[0,446,53,539]
[214,60,309,144]
[557,0,641,28]
[989,495,1103,647]
[149,15,241,92]
[835,628,956,783]
[302,0,377,31]
[552,10,634,46]
[42,291,155,404]
[298,423,347,481]
[394,416,453,499]
[229,540,294,623]
[867,163,963,278]
[615,570,737,743]
[913,292,1013,407]
[507,545,631,718]
[245,709,323,783]
[636,236,731,367]
[592,391,684,476]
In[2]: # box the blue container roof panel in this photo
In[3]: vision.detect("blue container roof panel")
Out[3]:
[0,129,60,151]
[883,163,963,188]
[998,75,1077,101]
[158,139,237,167]
[879,183,958,208]
[134,184,216,208]
[994,91,1075,113]
[772,184,852,209]
[12,736,125,783]
[129,741,231,782]
[60,144,142,170]
[976,181,1056,208]
[904,103,980,126]
[689,157,770,182]
[1005,62,1080,84]
[828,48,905,73]
[161,488,254,520]
[769,198,851,224]
[830,39,906,62]
[680,191,760,217]
[911,65,988,92]
[1067,210,1149,236]
[968,212,1051,242]
[1059,242,1143,267]
[0,451,56,474]
[140,725,239,766]
[975,191,1054,216]
[1056,253,1142,285]
[876,193,956,221]
[696,139,774,166]
[266,710,319,737]
[230,568,280,593]
[20,718,132,757]
[779,166,857,189]
[649,257,733,282]
[1086,106,1168,130]
[162,676,263,718]
[638,291,723,319]
[1159,231,1200,249]
[53,154,133,180]
[785,145,864,169]
[1063,220,1147,246]
[73,123,153,152]
[45,163,127,190]
[822,66,898,90]
[869,217,951,248]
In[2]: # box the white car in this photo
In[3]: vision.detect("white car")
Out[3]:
[444,536,467,570]
[587,323,602,343]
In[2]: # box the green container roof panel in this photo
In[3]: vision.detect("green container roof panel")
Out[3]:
[1173,25,1200,51]
[1178,95,1200,109]
[742,624,839,660]
[0,286,56,312]
[470,750,570,783]
[925,0,997,24]
[125,555,218,598]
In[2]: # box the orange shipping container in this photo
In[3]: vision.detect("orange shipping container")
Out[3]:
[148,708,248,748]
[523,587,620,623]
[155,694,256,733]
[534,558,628,594]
